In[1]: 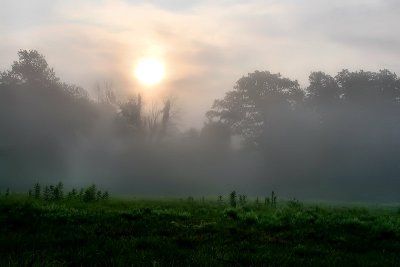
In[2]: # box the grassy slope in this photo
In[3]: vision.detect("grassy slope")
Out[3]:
[1,196,400,266]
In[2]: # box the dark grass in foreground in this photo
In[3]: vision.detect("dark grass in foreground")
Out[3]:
[1,196,400,266]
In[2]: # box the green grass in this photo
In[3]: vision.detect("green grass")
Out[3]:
[1,195,400,266]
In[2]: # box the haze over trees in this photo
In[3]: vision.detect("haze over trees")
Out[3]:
[207,70,400,200]
[1,50,400,201]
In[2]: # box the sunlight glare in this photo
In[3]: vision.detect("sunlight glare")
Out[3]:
[134,58,165,86]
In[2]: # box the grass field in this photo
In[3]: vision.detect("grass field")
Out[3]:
[1,194,400,266]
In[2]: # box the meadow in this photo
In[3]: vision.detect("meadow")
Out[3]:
[1,187,400,266]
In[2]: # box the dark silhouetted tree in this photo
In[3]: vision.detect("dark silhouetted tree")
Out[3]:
[160,99,171,137]
[307,71,340,110]
[119,94,143,133]
[207,70,304,147]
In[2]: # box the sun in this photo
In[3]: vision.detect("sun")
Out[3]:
[134,58,165,86]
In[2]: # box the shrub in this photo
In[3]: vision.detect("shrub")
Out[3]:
[101,191,109,200]
[225,208,239,220]
[271,191,277,207]
[239,194,247,206]
[83,184,97,202]
[43,186,50,200]
[34,183,41,199]
[96,190,102,201]
[241,212,258,225]
[230,191,237,208]
[264,191,278,208]
[56,182,64,200]
[28,183,110,203]
[287,198,303,209]
[67,188,78,199]
[264,197,270,206]
[78,189,84,199]
[49,182,64,201]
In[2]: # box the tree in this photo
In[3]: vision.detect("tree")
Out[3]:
[119,94,143,133]
[145,99,174,141]
[335,69,400,106]
[0,50,96,183]
[160,99,171,137]
[201,121,231,150]
[119,96,176,142]
[2,50,58,85]
[96,81,117,105]
[307,71,340,109]
[206,70,304,147]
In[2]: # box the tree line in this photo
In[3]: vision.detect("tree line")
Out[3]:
[207,69,400,200]
[1,50,399,201]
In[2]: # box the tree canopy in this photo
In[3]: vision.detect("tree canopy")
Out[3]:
[1,50,400,201]
[206,71,304,147]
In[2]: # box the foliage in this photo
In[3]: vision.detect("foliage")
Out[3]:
[206,70,304,146]
[2,50,400,201]
[224,208,239,220]
[119,95,143,132]
[207,69,400,147]
[101,191,109,200]
[271,191,277,207]
[34,183,41,199]
[1,197,400,266]
[67,188,78,199]
[83,184,97,202]
[26,183,109,203]
[205,69,400,201]
[229,190,237,208]
[264,191,277,208]
[287,198,303,209]
[238,194,247,205]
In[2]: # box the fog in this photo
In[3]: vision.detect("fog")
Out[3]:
[3,1,400,128]
[1,50,400,202]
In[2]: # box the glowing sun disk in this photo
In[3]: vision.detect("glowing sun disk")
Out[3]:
[134,58,165,86]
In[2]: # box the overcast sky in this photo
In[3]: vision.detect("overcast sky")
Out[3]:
[1,0,400,128]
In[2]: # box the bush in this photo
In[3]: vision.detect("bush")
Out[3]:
[287,198,303,209]
[83,184,97,202]
[56,182,64,200]
[265,191,278,208]
[28,183,109,203]
[271,191,277,207]
[101,191,109,200]
[239,194,247,206]
[50,182,63,201]
[230,191,237,208]
[225,208,239,220]
[34,183,41,199]
[241,212,258,225]
[43,186,50,200]
[67,188,78,199]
